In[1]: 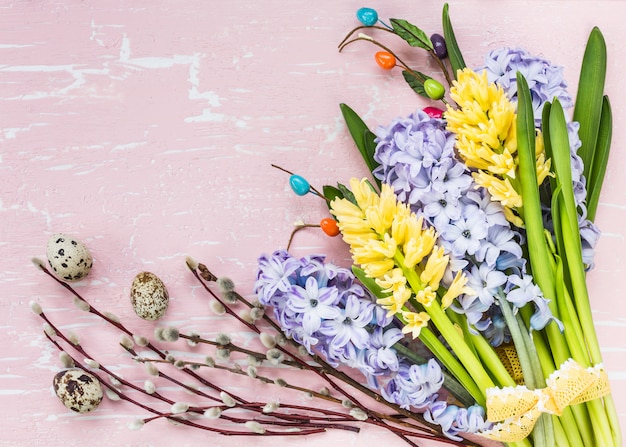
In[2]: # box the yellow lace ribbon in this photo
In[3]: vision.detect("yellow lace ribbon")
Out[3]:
[480,359,611,442]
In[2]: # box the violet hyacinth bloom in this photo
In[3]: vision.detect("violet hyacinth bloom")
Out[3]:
[382,359,444,410]
[255,250,401,371]
[425,401,491,441]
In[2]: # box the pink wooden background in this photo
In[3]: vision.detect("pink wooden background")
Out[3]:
[1,1,625,446]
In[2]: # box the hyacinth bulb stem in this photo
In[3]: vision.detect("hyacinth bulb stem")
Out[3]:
[549,100,618,447]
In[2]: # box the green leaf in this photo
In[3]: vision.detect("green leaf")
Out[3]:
[336,183,356,205]
[573,27,607,182]
[389,18,433,51]
[322,185,343,202]
[586,95,612,222]
[339,103,380,184]
[516,73,554,300]
[442,3,466,78]
[401,70,431,98]
[352,266,388,298]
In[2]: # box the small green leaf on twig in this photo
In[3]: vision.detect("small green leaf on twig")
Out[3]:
[389,18,434,50]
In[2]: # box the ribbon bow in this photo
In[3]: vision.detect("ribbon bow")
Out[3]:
[480,359,610,442]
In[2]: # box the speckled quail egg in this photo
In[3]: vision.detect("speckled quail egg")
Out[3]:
[130,271,169,320]
[46,233,93,282]
[53,368,103,413]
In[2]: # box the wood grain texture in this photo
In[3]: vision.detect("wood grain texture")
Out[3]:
[1,1,624,446]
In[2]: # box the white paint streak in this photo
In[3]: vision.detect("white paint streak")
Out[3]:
[46,164,75,171]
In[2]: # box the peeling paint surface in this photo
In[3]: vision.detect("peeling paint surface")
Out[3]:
[1,1,625,446]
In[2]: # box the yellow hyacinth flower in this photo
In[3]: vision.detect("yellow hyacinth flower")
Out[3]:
[415,287,437,307]
[401,311,431,339]
[441,271,476,309]
[473,171,523,209]
[420,245,449,290]
[331,178,478,344]
[445,68,552,228]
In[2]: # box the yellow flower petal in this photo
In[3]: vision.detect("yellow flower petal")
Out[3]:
[441,271,475,309]
[401,311,431,339]
[420,246,449,290]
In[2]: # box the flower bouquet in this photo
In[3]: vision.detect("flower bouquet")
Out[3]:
[32,4,621,447]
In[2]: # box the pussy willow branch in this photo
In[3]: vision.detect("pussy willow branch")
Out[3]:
[38,305,361,434]
[42,328,328,436]
[35,264,365,431]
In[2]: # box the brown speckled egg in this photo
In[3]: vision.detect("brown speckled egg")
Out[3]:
[130,272,169,320]
[53,368,103,413]
[46,233,93,282]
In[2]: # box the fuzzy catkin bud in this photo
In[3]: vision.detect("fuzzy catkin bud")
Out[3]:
[31,257,46,269]
[215,333,231,346]
[128,419,145,431]
[250,307,264,321]
[29,301,43,315]
[174,360,186,370]
[262,401,279,413]
[216,348,230,360]
[84,358,100,369]
[105,388,120,401]
[205,356,215,367]
[144,380,156,394]
[220,392,236,407]
[153,327,165,342]
[185,256,198,271]
[109,375,122,387]
[274,378,287,387]
[133,334,149,347]
[350,408,368,421]
[274,333,287,347]
[162,327,179,342]
[239,309,253,324]
[244,421,266,434]
[187,332,200,347]
[165,354,176,363]
[204,407,222,419]
[43,323,56,337]
[266,349,284,365]
[341,400,353,408]
[145,362,159,376]
[247,355,261,367]
[223,290,241,304]
[319,387,330,397]
[67,331,80,346]
[171,402,190,414]
[216,277,235,293]
[72,297,90,312]
[259,332,276,349]
[119,334,134,351]
[297,345,309,357]
[103,311,120,323]
[246,366,257,378]
[59,352,74,368]
[209,300,225,315]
